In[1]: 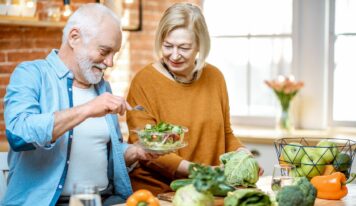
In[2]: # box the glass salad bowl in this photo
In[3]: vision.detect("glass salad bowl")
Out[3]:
[133,122,188,154]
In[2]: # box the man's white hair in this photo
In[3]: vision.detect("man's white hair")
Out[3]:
[62,3,121,44]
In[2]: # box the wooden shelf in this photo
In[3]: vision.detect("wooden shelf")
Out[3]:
[0,15,65,28]
[232,125,356,144]
[0,15,140,31]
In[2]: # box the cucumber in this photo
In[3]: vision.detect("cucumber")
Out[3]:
[170,179,193,191]
[211,183,235,197]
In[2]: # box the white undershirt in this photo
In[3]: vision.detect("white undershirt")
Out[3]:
[62,85,110,195]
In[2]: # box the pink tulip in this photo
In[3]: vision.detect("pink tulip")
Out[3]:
[265,76,304,105]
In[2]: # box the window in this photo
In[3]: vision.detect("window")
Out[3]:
[204,0,356,129]
[203,0,293,126]
[331,0,356,125]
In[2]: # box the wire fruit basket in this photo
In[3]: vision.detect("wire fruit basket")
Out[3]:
[274,138,356,179]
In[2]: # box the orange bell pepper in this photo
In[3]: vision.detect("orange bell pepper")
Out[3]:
[310,172,356,200]
[322,165,336,175]
[126,189,160,206]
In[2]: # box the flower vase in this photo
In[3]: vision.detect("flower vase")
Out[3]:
[276,105,294,133]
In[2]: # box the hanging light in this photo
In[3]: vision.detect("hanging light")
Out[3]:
[62,0,72,18]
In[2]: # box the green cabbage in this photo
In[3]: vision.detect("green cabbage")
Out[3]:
[224,189,272,206]
[172,184,214,206]
[220,151,259,187]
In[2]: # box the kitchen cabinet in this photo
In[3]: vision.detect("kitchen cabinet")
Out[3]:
[244,143,277,176]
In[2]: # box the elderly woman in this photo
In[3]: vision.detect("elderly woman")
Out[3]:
[126,3,262,195]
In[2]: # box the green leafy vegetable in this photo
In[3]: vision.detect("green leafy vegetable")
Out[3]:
[220,151,259,187]
[188,164,226,193]
[143,122,183,133]
[172,164,234,206]
[170,165,235,196]
[173,184,214,206]
[224,189,272,206]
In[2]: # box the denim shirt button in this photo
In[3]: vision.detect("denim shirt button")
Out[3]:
[58,185,62,189]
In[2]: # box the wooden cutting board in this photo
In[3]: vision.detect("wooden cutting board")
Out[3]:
[157,192,225,206]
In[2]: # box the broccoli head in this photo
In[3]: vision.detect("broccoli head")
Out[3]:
[293,177,317,206]
[276,185,304,206]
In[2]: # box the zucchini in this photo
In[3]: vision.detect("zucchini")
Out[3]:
[170,179,235,196]
[170,179,193,191]
[211,183,235,197]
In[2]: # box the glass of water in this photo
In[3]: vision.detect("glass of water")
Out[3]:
[69,183,102,206]
[271,164,295,192]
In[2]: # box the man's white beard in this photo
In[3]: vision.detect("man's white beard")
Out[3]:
[76,50,107,84]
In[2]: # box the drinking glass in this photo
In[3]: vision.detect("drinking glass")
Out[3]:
[271,164,295,192]
[69,183,102,206]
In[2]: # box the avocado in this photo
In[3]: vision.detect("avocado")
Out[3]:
[333,153,351,172]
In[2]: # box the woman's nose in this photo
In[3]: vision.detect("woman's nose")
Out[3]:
[171,49,181,60]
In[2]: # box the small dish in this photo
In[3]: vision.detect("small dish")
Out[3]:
[139,141,188,154]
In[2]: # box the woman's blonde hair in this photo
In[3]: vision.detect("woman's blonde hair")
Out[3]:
[154,3,210,72]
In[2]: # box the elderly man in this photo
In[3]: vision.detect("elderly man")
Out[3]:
[2,3,154,206]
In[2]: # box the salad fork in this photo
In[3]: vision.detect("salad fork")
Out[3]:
[132,105,145,111]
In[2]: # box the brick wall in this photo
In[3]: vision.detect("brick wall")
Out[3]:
[0,0,200,151]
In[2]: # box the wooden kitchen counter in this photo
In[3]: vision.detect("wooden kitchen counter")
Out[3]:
[114,176,356,206]
[256,176,356,206]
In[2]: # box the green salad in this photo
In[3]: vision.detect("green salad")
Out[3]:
[137,122,187,150]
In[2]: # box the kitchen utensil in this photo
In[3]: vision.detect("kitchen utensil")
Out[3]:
[132,105,145,111]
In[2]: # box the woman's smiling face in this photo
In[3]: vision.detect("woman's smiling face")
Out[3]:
[161,27,199,78]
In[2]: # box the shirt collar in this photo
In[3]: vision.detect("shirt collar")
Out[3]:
[46,49,73,79]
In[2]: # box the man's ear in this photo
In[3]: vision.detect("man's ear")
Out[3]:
[68,28,81,48]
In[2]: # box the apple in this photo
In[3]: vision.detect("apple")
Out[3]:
[303,147,316,154]
[281,142,305,166]
[316,140,339,163]
[301,151,326,178]
[291,167,305,177]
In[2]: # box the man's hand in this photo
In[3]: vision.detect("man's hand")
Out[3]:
[52,93,131,141]
[82,92,132,117]
[124,144,160,167]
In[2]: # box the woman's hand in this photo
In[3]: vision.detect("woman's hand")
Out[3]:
[236,147,264,176]
[175,160,192,178]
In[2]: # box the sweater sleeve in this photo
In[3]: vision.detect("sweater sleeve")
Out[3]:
[126,70,184,179]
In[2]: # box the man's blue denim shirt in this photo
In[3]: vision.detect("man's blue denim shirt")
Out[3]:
[2,50,133,206]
